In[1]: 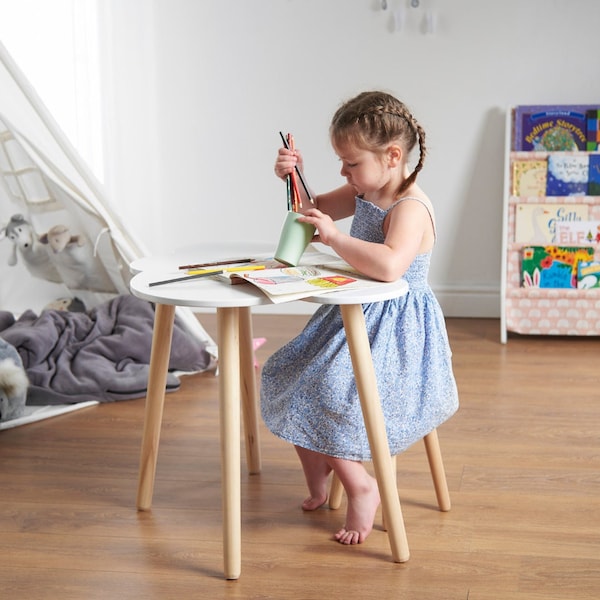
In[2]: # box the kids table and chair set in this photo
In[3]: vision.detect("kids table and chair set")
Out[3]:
[129,159,451,580]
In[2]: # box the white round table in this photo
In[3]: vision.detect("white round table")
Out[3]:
[130,251,416,578]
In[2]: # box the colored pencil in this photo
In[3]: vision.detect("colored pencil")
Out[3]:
[149,269,223,287]
[187,265,266,275]
[178,258,255,270]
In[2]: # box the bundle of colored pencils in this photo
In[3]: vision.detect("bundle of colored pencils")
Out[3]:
[279,131,314,212]
[287,133,302,211]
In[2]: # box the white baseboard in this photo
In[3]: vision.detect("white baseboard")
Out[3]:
[436,285,500,318]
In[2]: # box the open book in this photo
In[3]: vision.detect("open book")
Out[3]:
[217,245,383,303]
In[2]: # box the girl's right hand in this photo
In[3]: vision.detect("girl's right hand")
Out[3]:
[274,147,304,180]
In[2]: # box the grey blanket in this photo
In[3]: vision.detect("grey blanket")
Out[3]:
[0,295,213,405]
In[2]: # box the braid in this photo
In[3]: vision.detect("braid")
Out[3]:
[398,119,426,195]
[330,91,426,196]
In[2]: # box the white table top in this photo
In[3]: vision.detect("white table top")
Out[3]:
[130,243,409,309]
[129,242,276,309]
[130,270,272,309]
[303,278,409,305]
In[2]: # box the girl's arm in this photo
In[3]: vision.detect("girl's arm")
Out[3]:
[300,198,434,282]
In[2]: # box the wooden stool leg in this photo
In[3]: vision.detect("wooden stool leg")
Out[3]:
[329,472,344,510]
[217,307,242,580]
[423,429,451,512]
[137,303,176,511]
[340,304,410,563]
[238,307,261,474]
[381,454,397,531]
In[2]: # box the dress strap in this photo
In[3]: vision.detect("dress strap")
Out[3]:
[389,196,437,240]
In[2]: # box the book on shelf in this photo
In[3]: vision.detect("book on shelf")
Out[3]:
[513,104,598,151]
[555,220,600,246]
[545,154,589,196]
[577,260,600,288]
[588,154,600,195]
[512,158,547,196]
[521,245,595,288]
[514,203,589,244]
[587,109,600,151]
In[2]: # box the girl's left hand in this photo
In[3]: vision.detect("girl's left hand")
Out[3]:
[298,208,338,246]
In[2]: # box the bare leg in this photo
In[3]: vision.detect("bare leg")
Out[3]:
[294,445,332,510]
[330,457,380,545]
[295,446,380,543]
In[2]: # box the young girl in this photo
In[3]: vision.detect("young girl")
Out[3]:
[261,90,459,545]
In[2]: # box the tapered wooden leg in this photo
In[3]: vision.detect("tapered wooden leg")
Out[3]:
[340,304,410,563]
[238,307,261,474]
[424,429,451,512]
[217,307,242,580]
[329,472,344,510]
[382,455,397,531]
[137,303,176,511]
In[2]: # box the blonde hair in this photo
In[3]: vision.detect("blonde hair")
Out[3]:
[329,91,426,195]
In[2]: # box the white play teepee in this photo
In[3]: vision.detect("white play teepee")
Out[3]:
[0,41,212,346]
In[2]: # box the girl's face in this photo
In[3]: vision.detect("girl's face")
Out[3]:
[334,144,389,196]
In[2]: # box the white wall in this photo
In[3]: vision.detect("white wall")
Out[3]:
[6,0,600,316]
[0,0,103,179]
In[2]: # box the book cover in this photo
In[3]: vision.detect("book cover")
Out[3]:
[546,154,589,196]
[514,203,589,244]
[513,105,596,151]
[587,109,600,151]
[521,246,595,288]
[555,220,600,246]
[588,154,600,196]
[577,260,600,288]
[511,159,547,196]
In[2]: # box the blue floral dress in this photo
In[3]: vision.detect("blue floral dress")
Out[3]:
[260,197,459,461]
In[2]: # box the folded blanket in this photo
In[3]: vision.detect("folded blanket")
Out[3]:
[0,295,214,404]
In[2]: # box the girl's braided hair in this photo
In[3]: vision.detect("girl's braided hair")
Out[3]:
[329,91,426,195]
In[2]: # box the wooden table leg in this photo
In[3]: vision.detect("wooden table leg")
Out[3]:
[340,304,410,563]
[424,429,451,512]
[238,306,261,474]
[137,303,176,511]
[217,306,242,580]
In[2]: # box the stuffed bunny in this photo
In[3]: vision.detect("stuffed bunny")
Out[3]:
[0,337,28,422]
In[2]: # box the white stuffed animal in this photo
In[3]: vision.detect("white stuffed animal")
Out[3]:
[0,337,28,422]
[39,224,117,292]
[0,214,62,283]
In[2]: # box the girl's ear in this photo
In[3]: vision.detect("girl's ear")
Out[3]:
[386,144,403,167]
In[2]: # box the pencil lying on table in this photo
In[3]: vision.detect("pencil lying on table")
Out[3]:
[149,269,223,287]
[178,258,255,270]
[187,265,266,275]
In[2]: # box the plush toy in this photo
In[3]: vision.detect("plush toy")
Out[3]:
[39,224,117,292]
[43,296,86,313]
[0,214,62,283]
[0,337,28,422]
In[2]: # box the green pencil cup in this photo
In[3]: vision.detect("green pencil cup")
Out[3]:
[274,211,316,266]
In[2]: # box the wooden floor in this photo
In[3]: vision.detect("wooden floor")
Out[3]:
[0,316,598,599]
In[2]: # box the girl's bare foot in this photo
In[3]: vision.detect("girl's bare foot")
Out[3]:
[301,493,328,511]
[295,445,332,511]
[334,475,380,544]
